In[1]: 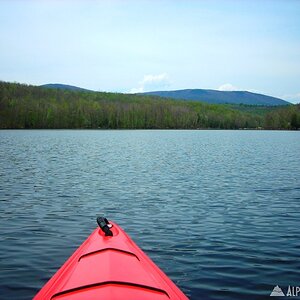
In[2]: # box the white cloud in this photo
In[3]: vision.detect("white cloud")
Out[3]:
[129,87,144,93]
[217,83,262,94]
[140,73,170,86]
[217,83,239,91]
[281,93,300,104]
[130,73,171,93]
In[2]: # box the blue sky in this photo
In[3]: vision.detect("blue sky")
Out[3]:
[0,0,299,103]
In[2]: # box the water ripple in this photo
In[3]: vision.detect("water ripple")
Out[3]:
[0,130,299,300]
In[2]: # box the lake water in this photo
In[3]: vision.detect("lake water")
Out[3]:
[0,130,299,300]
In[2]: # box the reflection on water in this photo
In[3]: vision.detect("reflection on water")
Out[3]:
[0,130,299,299]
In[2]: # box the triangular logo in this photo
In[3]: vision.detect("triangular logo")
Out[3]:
[270,285,285,296]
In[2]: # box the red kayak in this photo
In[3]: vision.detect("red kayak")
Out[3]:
[34,217,188,299]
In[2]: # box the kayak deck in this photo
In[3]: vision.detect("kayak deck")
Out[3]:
[34,220,188,299]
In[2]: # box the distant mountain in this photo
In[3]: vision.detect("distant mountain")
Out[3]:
[142,89,290,106]
[40,83,93,92]
[41,84,290,106]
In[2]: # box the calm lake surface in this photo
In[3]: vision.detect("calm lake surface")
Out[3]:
[0,130,299,299]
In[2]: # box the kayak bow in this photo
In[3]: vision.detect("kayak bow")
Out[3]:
[34,217,188,299]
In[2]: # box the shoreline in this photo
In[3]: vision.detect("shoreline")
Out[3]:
[0,128,299,131]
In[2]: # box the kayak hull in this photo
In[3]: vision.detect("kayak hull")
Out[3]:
[34,221,188,300]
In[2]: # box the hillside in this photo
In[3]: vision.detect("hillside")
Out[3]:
[142,89,289,106]
[0,81,299,130]
[40,83,92,92]
[40,84,289,106]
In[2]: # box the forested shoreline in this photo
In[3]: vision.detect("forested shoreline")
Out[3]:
[0,81,299,130]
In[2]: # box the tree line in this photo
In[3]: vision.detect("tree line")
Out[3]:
[0,81,299,130]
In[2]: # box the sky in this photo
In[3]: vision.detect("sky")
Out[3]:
[0,0,299,103]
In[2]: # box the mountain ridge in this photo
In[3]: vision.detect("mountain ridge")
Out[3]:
[1,81,299,130]
[40,83,92,92]
[40,83,290,106]
[141,89,290,106]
